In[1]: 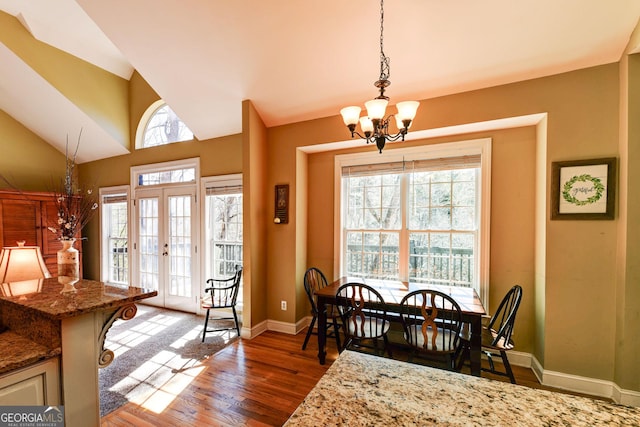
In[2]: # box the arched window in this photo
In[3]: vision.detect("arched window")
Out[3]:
[138,102,194,148]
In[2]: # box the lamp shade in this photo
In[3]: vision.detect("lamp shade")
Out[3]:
[0,243,51,284]
[395,101,419,122]
[340,106,362,126]
[359,116,374,134]
[365,99,388,120]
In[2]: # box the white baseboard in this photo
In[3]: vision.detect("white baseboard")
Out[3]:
[614,383,640,407]
[242,319,267,339]
[498,351,640,407]
[265,319,298,335]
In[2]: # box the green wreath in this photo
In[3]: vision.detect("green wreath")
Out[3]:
[562,174,604,206]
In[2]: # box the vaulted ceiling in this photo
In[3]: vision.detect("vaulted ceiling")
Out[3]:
[1,0,640,163]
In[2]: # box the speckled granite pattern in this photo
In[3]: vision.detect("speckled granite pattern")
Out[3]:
[0,278,156,375]
[0,278,157,320]
[284,351,640,426]
[1,302,61,350]
[0,331,60,374]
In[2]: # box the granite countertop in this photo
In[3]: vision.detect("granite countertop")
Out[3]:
[0,331,61,374]
[0,277,157,320]
[285,350,640,426]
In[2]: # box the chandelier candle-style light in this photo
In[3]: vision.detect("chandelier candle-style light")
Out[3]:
[340,0,419,153]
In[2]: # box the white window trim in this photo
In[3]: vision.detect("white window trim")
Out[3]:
[200,173,243,300]
[333,138,492,309]
[130,158,201,306]
[135,100,194,149]
[99,185,131,284]
[130,157,201,192]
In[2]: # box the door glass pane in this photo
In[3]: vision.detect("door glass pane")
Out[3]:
[139,198,159,290]
[169,195,192,297]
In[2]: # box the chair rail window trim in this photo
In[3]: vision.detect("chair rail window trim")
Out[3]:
[333,138,492,309]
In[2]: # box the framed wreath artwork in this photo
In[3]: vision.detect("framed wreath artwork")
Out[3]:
[551,157,616,220]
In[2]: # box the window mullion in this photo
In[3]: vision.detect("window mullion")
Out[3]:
[399,173,409,282]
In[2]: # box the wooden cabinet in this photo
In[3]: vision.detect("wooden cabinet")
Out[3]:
[0,190,81,277]
[0,357,60,406]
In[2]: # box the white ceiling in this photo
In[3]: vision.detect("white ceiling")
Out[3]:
[1,0,640,163]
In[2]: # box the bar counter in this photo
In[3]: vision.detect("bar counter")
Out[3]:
[0,277,157,426]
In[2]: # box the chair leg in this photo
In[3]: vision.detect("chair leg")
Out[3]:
[232,306,241,336]
[302,316,317,350]
[383,335,392,358]
[332,321,342,351]
[455,343,470,371]
[202,309,211,342]
[500,350,516,384]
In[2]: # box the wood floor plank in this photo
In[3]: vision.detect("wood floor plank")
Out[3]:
[101,328,603,426]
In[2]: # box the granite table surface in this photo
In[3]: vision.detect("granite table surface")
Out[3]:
[284,350,640,426]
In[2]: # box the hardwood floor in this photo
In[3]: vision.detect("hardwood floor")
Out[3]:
[101,329,598,426]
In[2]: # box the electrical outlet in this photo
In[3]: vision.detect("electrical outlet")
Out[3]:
[281,300,287,311]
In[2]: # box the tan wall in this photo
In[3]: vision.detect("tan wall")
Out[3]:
[242,100,269,327]
[266,63,627,383]
[0,11,130,150]
[0,111,66,190]
[615,53,640,391]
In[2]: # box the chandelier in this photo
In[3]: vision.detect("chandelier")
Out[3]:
[340,0,419,154]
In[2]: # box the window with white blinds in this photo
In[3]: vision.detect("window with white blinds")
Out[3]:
[336,140,491,302]
[100,187,130,285]
[202,175,243,286]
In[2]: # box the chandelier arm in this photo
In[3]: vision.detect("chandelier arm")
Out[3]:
[383,132,407,143]
[349,130,376,144]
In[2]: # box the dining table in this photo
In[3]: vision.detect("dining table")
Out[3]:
[315,276,487,376]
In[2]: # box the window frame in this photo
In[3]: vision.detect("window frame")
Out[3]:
[334,138,492,308]
[200,173,243,311]
[99,185,131,285]
[135,100,194,149]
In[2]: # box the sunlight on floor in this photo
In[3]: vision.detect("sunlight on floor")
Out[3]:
[108,307,182,358]
[106,308,237,414]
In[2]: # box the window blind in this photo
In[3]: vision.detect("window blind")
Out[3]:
[102,194,128,204]
[341,154,481,177]
[205,185,243,196]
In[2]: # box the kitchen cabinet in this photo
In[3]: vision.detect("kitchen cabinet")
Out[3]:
[0,357,60,406]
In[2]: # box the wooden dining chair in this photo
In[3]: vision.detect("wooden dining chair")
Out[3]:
[335,282,392,357]
[456,284,523,383]
[399,289,463,370]
[301,267,342,351]
[201,266,242,342]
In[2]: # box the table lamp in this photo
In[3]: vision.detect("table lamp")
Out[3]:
[0,241,51,284]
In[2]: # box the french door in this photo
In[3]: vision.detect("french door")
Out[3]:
[135,185,198,312]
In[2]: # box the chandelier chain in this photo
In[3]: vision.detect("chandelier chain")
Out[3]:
[379,0,390,82]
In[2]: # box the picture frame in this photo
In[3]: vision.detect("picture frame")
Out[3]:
[551,157,616,220]
[274,184,289,224]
